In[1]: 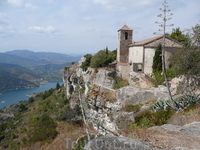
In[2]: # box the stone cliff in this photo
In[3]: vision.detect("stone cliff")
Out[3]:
[63,57,200,150]
[63,57,171,135]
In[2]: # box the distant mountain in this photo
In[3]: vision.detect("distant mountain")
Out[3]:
[5,50,81,65]
[31,62,73,81]
[0,50,81,92]
[0,63,45,93]
[0,53,39,67]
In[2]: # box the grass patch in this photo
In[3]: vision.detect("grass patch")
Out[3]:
[134,108,175,128]
[121,104,141,113]
[113,77,129,89]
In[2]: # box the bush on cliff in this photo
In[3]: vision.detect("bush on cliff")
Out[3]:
[81,54,92,71]
[90,49,116,68]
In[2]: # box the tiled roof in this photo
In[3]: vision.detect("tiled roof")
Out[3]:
[130,35,163,46]
[118,25,133,31]
[130,35,183,48]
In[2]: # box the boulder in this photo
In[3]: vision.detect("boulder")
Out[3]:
[84,136,166,150]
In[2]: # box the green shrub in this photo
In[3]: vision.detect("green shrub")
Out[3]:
[113,77,129,89]
[81,54,92,71]
[29,114,57,144]
[121,104,140,113]
[19,104,28,112]
[135,108,174,128]
[149,71,164,87]
[28,97,34,103]
[152,44,162,74]
[90,49,116,68]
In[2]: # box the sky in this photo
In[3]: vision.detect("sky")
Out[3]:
[0,0,199,55]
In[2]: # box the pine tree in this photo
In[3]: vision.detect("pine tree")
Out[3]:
[152,44,162,74]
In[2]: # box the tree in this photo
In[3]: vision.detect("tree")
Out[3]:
[152,44,162,74]
[169,23,200,93]
[170,28,190,46]
[81,54,92,71]
[56,82,60,89]
[90,49,116,68]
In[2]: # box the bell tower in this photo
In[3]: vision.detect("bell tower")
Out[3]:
[117,25,133,63]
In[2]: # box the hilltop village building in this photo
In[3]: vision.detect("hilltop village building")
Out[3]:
[117,25,182,75]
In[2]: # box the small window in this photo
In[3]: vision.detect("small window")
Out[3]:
[133,63,143,72]
[125,32,128,40]
[138,64,142,71]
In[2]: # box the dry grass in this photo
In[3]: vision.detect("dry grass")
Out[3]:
[168,104,200,126]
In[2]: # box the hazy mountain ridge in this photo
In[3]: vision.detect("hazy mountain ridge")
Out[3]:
[0,64,42,93]
[0,53,39,67]
[5,50,81,65]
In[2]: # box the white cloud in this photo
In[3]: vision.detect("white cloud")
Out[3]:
[24,3,38,10]
[28,25,57,35]
[83,16,92,21]
[92,0,160,10]
[7,0,23,7]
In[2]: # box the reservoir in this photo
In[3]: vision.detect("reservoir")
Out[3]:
[0,81,63,109]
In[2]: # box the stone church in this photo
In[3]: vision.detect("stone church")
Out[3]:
[117,25,182,74]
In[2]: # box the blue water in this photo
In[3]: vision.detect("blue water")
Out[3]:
[0,81,63,109]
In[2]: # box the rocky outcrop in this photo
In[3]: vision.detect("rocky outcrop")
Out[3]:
[63,57,173,135]
[84,136,166,150]
[116,85,169,106]
[63,57,200,150]
[142,122,200,150]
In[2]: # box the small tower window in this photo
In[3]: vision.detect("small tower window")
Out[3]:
[125,32,128,40]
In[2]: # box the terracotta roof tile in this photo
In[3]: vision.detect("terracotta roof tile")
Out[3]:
[130,35,183,48]
[118,25,133,31]
[130,35,162,46]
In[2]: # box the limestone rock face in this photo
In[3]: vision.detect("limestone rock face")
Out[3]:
[116,85,169,105]
[143,122,200,150]
[63,58,171,135]
[161,122,200,138]
[84,136,166,150]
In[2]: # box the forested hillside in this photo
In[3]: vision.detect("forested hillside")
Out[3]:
[0,63,43,93]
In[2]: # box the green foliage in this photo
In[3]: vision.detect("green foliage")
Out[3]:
[152,44,162,74]
[172,93,200,109]
[90,49,116,68]
[0,67,39,93]
[149,71,164,87]
[151,93,200,112]
[60,105,82,122]
[38,88,55,100]
[29,114,57,143]
[151,100,171,113]
[19,104,28,112]
[81,54,92,71]
[168,23,200,93]
[170,27,190,46]
[56,82,61,89]
[112,77,129,89]
[135,108,174,128]
[169,48,200,77]
[39,99,54,112]
[121,104,141,113]
[28,97,34,103]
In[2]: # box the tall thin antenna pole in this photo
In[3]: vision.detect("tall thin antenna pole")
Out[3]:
[154,0,176,109]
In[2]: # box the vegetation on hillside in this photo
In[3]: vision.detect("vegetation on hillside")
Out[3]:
[150,22,200,90]
[81,48,116,70]
[0,65,41,93]
[168,23,200,93]
[0,84,85,149]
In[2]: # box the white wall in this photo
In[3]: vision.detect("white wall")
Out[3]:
[128,46,143,63]
[144,47,155,74]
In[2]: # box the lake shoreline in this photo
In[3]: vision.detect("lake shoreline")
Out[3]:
[0,81,63,109]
